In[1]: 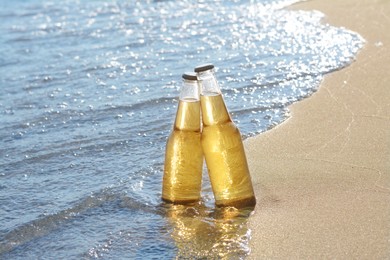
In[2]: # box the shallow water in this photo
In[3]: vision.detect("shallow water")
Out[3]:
[0,0,364,258]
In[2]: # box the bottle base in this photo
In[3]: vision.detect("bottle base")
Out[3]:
[161,196,200,205]
[215,196,256,209]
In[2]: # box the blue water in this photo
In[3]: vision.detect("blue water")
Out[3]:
[0,0,364,258]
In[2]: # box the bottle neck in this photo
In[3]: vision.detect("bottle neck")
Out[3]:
[200,93,230,126]
[197,69,221,96]
[197,69,231,126]
[174,100,201,131]
[179,78,200,102]
[174,78,201,131]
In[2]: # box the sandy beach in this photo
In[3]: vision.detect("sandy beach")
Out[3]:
[246,0,390,258]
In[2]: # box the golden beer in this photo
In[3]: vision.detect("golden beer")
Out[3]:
[162,73,203,204]
[196,64,256,208]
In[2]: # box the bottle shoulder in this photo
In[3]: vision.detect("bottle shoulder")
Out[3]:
[202,121,240,136]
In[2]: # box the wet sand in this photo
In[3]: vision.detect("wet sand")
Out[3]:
[246,0,390,258]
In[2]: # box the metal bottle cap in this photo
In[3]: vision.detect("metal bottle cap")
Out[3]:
[194,64,214,73]
[182,72,198,81]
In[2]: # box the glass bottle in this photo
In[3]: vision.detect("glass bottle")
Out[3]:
[195,64,256,208]
[162,72,203,204]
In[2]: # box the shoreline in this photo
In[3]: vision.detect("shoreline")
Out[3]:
[246,0,390,258]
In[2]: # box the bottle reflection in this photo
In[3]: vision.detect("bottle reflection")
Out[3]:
[164,203,254,259]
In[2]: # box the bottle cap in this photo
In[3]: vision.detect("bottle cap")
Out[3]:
[182,72,198,81]
[194,64,214,73]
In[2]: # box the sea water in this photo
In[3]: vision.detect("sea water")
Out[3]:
[0,0,364,258]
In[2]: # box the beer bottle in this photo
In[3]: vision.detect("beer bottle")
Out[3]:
[162,72,203,204]
[195,64,256,208]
